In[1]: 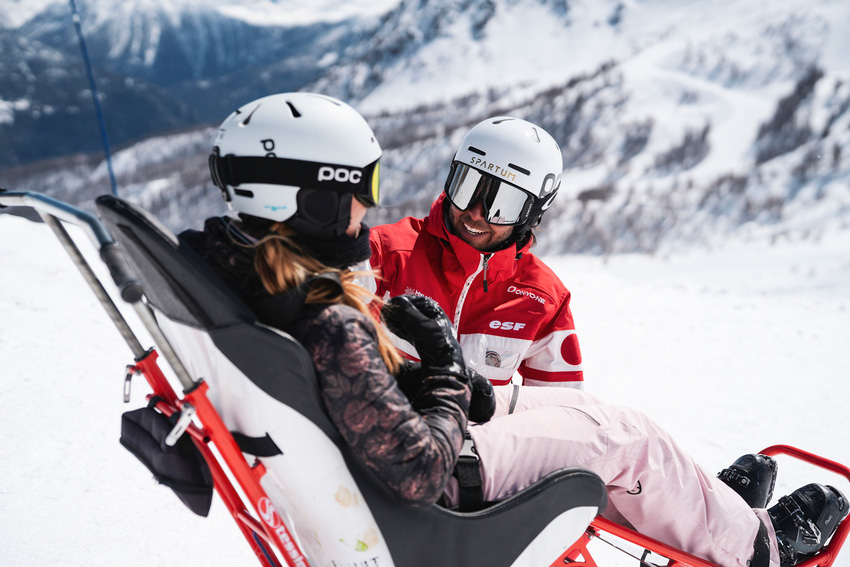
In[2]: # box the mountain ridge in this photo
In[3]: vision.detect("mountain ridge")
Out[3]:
[2,0,848,254]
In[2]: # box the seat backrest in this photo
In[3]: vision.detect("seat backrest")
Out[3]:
[95,194,607,567]
[95,195,331,435]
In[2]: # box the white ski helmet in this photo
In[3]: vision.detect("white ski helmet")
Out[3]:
[209,92,381,238]
[444,116,562,243]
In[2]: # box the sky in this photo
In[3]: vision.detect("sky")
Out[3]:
[1,211,848,566]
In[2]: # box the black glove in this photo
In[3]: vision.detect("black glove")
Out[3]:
[466,368,496,423]
[381,295,466,378]
[395,362,493,422]
[395,360,424,401]
[384,297,471,418]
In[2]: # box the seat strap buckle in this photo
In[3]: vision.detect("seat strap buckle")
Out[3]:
[454,432,484,511]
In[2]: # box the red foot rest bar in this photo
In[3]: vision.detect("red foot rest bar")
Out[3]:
[760,445,850,567]
[550,444,850,567]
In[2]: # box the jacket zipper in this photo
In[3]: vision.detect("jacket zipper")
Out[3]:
[482,254,491,292]
[453,255,485,332]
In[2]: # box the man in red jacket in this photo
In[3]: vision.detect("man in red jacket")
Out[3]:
[362,116,583,388]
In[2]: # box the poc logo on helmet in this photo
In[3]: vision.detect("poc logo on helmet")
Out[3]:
[318,166,362,184]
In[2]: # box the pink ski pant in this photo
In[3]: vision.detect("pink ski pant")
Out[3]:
[461,386,779,567]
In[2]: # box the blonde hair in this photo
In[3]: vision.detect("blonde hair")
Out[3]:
[251,222,403,374]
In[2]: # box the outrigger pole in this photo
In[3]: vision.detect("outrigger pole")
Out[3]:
[69,0,119,196]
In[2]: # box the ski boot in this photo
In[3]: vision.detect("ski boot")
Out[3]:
[718,453,778,508]
[769,483,848,566]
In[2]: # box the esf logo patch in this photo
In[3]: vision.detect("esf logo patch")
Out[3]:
[489,320,526,331]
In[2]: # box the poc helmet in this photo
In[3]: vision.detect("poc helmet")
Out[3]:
[208,92,381,239]
[444,116,562,246]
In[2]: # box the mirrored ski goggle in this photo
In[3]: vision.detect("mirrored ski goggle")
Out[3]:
[209,148,381,208]
[444,162,534,225]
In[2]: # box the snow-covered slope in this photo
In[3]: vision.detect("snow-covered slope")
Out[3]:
[312,0,847,111]
[0,0,57,29]
[3,0,849,254]
[352,0,850,253]
[1,206,849,566]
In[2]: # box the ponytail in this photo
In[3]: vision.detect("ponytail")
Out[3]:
[252,223,403,374]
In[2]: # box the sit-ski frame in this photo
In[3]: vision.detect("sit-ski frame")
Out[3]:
[1,191,309,567]
[2,190,848,567]
[555,444,850,567]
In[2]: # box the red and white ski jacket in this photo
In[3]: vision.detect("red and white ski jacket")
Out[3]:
[363,194,584,388]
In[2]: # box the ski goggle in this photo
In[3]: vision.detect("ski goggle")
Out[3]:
[444,162,534,225]
[209,148,381,208]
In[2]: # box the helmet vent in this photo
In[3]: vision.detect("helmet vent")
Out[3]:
[530,128,541,143]
[468,145,486,156]
[234,189,254,198]
[286,101,302,118]
[240,104,261,126]
[509,163,530,176]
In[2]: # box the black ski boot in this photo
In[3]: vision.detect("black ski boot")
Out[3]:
[769,483,848,566]
[718,453,778,508]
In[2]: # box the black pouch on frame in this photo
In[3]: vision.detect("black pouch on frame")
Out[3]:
[119,401,213,517]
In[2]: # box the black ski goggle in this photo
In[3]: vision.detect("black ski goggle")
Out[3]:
[444,162,534,225]
[209,148,381,208]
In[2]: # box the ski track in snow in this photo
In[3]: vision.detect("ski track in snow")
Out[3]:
[1,213,849,566]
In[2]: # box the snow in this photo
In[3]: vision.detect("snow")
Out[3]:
[0,99,31,126]
[355,0,846,115]
[219,0,401,26]
[0,0,60,29]
[1,0,403,31]
[1,210,849,566]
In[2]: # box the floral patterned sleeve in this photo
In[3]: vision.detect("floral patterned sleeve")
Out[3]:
[298,304,470,506]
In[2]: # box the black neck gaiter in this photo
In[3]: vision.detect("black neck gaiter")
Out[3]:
[290,224,371,269]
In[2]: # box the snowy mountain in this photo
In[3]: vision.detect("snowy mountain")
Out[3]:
[2,0,849,255]
[311,0,611,110]
[1,0,400,167]
[0,29,198,167]
[20,0,341,86]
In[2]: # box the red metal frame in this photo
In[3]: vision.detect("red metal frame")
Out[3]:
[550,515,722,567]
[130,349,312,567]
[132,349,850,567]
[758,445,850,567]
[550,444,850,567]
